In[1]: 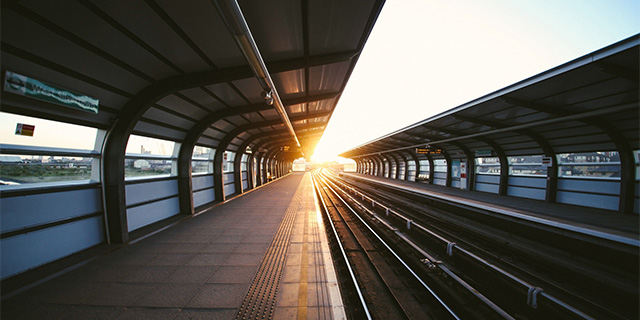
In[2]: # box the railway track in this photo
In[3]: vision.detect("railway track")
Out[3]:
[314,169,639,319]
[312,171,511,319]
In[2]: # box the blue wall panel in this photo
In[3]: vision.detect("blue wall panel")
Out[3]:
[125,179,178,207]
[508,186,546,200]
[192,174,214,191]
[475,174,500,194]
[127,197,180,231]
[433,172,447,186]
[433,179,446,186]
[1,188,101,233]
[194,188,215,208]
[507,176,546,200]
[475,174,500,184]
[1,216,104,279]
[557,191,618,211]
[223,173,235,184]
[476,183,500,194]
[557,179,620,195]
[508,176,546,188]
[224,183,235,197]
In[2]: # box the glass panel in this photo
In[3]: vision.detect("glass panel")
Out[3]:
[0,112,98,150]
[192,160,211,174]
[476,157,501,174]
[434,159,447,172]
[0,154,91,185]
[508,155,547,176]
[223,151,235,173]
[126,134,174,156]
[125,158,172,178]
[558,152,621,178]
[193,146,213,159]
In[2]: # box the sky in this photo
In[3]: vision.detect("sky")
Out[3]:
[311,0,640,163]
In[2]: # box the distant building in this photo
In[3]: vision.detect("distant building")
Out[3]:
[133,159,151,169]
[0,155,22,163]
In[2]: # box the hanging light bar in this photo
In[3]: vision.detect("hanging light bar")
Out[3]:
[213,0,301,148]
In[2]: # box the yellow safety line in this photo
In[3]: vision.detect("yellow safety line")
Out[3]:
[297,186,310,320]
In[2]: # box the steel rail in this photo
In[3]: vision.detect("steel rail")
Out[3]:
[324,170,598,319]
[311,173,372,320]
[317,171,462,320]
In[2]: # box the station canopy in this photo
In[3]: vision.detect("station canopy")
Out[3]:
[1,0,385,160]
[339,36,639,161]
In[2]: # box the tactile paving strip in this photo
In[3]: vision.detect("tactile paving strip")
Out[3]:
[235,182,304,319]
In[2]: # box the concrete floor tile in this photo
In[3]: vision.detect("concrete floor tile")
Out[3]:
[234,242,270,253]
[58,264,135,282]
[83,282,154,306]
[243,234,275,243]
[186,253,230,266]
[13,280,100,304]
[131,283,202,308]
[281,264,301,283]
[175,308,238,319]
[148,253,196,266]
[201,243,238,253]
[96,252,158,266]
[164,265,219,283]
[276,283,300,307]
[1,301,80,320]
[115,307,180,320]
[221,253,264,266]
[59,305,126,320]
[207,266,258,284]
[186,283,249,308]
[272,306,298,319]
[209,235,246,243]
[121,265,179,283]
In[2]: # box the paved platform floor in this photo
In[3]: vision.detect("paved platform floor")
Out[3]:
[2,172,344,319]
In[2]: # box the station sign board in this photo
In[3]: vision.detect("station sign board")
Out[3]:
[15,123,35,137]
[4,71,99,114]
[475,149,492,157]
[281,146,303,153]
[416,147,442,154]
[541,156,552,167]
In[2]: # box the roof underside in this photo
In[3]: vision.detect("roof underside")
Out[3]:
[1,0,384,157]
[340,35,640,159]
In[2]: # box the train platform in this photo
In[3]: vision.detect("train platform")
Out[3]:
[1,172,344,320]
[341,173,639,241]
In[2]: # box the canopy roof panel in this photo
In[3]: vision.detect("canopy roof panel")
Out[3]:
[1,0,385,156]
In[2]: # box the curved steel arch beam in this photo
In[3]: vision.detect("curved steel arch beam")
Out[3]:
[233,127,324,194]
[212,117,329,201]
[391,151,409,180]
[103,58,352,243]
[404,149,420,181]
[176,93,337,214]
